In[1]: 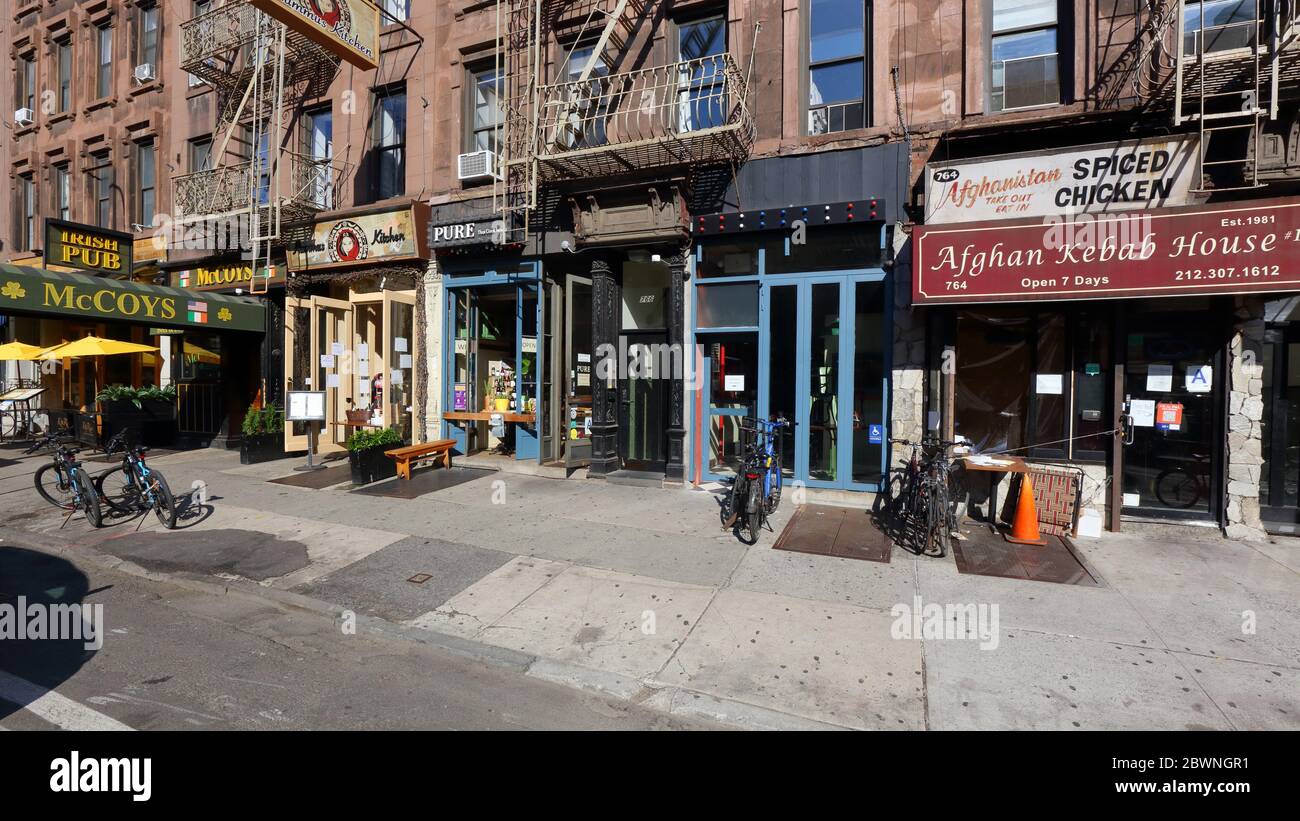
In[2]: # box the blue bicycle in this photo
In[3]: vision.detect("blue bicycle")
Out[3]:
[94,431,177,529]
[26,433,103,528]
[720,416,789,543]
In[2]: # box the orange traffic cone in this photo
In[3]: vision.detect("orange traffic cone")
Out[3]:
[1004,474,1046,546]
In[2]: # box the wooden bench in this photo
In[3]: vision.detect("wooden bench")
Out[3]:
[385,439,456,480]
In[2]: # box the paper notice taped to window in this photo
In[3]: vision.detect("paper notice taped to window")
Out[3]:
[1130,398,1156,427]
[1146,364,1173,392]
[1035,373,1063,395]
[1186,364,1212,393]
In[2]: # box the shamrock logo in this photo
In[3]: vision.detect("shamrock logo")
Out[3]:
[217,307,233,322]
[1,281,26,299]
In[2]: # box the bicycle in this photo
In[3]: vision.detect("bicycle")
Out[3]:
[25,433,103,528]
[881,436,958,557]
[720,416,789,543]
[94,431,178,529]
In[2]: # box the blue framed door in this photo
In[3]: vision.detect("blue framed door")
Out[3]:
[759,271,888,491]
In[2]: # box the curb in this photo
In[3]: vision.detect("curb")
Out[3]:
[0,524,846,731]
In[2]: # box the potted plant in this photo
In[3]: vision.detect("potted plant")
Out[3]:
[96,384,178,448]
[240,405,285,464]
[345,426,402,485]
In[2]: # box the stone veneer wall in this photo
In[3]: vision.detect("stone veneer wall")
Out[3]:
[1226,296,1268,541]
[889,236,926,467]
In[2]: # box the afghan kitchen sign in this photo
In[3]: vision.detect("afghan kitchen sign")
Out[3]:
[43,219,133,277]
[0,264,265,332]
[924,137,1200,224]
[912,197,1300,305]
[172,263,286,293]
[286,206,429,272]
[250,0,381,71]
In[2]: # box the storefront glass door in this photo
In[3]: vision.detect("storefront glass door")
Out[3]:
[759,273,888,491]
[620,331,667,471]
[1121,310,1222,520]
[1260,326,1300,530]
[313,295,353,452]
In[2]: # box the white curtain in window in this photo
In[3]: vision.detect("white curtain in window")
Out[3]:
[992,0,1057,33]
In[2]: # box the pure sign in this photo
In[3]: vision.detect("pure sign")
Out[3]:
[912,198,1300,305]
[43,219,133,276]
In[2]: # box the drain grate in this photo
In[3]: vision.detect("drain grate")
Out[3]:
[406,573,433,585]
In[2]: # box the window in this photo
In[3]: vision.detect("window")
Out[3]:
[951,308,1110,462]
[189,1,214,86]
[302,105,334,208]
[990,0,1059,112]
[90,152,115,229]
[808,0,868,134]
[189,136,212,172]
[18,175,36,252]
[677,15,727,132]
[371,86,406,200]
[136,140,156,226]
[17,54,36,113]
[559,45,610,149]
[468,66,503,155]
[246,124,271,204]
[54,163,71,221]
[96,24,113,99]
[57,38,72,113]
[1183,0,1258,55]
[139,5,160,70]
[379,0,410,22]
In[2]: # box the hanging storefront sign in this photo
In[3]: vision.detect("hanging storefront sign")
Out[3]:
[172,263,286,293]
[43,219,133,277]
[286,206,430,272]
[912,197,1300,305]
[429,219,499,249]
[249,0,381,70]
[0,263,265,332]
[924,137,1199,224]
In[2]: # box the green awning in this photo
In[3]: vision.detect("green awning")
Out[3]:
[0,263,265,333]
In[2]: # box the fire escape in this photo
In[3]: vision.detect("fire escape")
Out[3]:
[492,0,756,244]
[174,0,345,293]
[1137,0,1300,190]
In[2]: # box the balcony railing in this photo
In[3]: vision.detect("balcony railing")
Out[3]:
[179,0,339,96]
[534,54,754,181]
[172,154,344,223]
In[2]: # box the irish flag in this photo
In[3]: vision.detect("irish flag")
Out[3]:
[188,300,208,324]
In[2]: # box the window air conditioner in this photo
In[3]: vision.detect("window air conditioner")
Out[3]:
[133,63,157,84]
[14,108,34,126]
[457,150,501,182]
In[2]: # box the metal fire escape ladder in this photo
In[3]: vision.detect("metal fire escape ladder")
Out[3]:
[1174,0,1279,191]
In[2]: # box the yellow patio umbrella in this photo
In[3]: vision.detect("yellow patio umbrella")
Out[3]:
[0,341,49,361]
[38,336,159,360]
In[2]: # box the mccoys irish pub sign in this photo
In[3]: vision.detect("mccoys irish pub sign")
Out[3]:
[0,263,265,332]
[43,219,133,276]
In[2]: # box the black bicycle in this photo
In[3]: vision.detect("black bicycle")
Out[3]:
[881,436,958,557]
[26,433,103,528]
[95,431,178,529]
[720,416,789,544]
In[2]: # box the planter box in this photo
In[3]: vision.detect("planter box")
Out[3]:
[240,433,284,464]
[100,399,178,448]
[348,445,397,485]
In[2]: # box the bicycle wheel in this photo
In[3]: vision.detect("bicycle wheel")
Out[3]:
[1155,468,1201,509]
[147,471,177,529]
[94,465,140,515]
[75,470,103,529]
[928,482,951,558]
[764,463,782,514]
[742,482,763,543]
[34,463,75,510]
[721,477,743,528]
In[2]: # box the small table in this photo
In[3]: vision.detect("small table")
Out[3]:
[960,454,1031,531]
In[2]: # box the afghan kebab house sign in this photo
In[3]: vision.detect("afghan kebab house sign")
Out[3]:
[251,0,381,71]
[912,198,1300,305]
[924,137,1199,224]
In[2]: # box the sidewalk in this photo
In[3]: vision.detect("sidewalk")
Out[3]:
[2,444,1297,730]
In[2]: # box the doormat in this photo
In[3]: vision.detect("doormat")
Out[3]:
[268,464,352,489]
[952,523,1102,587]
[773,504,892,563]
[352,466,496,499]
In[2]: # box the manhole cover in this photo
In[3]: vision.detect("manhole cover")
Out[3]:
[407,573,432,585]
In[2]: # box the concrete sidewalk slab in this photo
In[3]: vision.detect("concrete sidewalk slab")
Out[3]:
[474,564,717,680]
[1183,657,1300,730]
[653,587,926,730]
[924,630,1234,730]
[727,541,918,614]
[293,536,514,622]
[408,555,570,638]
